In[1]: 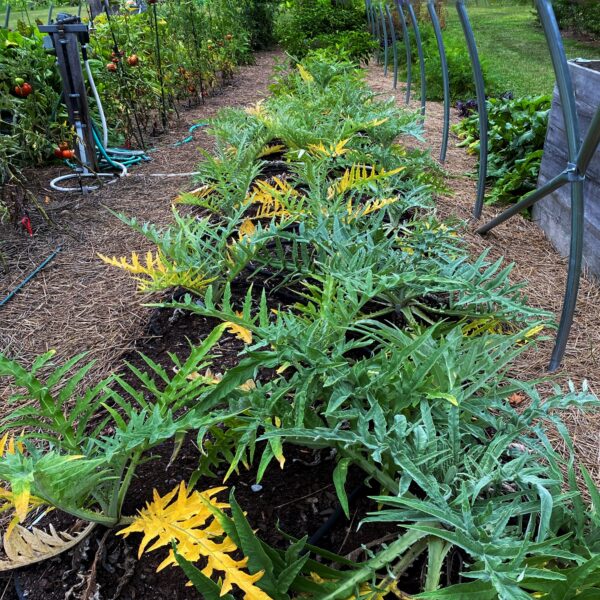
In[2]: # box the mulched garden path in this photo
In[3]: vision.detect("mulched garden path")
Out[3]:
[365,62,600,487]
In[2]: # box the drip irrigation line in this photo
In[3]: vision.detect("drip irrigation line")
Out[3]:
[0,246,63,308]
[130,171,203,177]
[307,484,367,548]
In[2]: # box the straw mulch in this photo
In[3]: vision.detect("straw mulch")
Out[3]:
[365,64,600,482]
[0,50,283,399]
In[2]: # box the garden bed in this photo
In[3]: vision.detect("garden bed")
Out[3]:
[1,51,600,600]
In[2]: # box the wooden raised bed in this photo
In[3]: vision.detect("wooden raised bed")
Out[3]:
[533,59,600,281]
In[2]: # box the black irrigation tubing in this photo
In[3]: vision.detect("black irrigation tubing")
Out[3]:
[307,484,367,548]
[0,246,62,308]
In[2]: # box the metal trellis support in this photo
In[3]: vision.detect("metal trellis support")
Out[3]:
[394,0,412,104]
[366,0,374,38]
[405,1,426,116]
[427,0,450,162]
[385,3,399,89]
[380,4,389,77]
[374,1,382,65]
[456,0,488,219]
[477,0,600,372]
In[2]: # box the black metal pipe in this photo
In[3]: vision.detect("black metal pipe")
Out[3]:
[385,3,398,90]
[456,0,488,219]
[406,1,426,116]
[427,0,449,162]
[394,0,412,104]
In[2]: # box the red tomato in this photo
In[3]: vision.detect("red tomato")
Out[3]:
[14,83,32,97]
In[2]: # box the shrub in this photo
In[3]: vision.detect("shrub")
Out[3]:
[241,0,279,50]
[312,30,377,63]
[275,0,365,58]
[552,0,600,40]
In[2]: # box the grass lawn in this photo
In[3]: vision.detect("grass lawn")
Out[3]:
[443,4,600,96]
[2,4,78,28]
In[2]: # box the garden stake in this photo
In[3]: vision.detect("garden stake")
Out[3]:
[406,0,426,116]
[0,246,62,308]
[456,0,487,219]
[47,3,53,24]
[385,3,398,90]
[369,1,378,50]
[478,0,600,372]
[3,5,10,29]
[103,1,146,150]
[374,1,382,65]
[379,4,388,77]
[394,0,411,104]
[427,0,449,162]
[365,0,374,39]
[188,3,206,103]
[151,1,168,130]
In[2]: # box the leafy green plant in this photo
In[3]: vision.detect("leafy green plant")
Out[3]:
[0,323,254,529]
[453,94,551,205]
[2,48,600,600]
[311,30,377,63]
[275,0,365,59]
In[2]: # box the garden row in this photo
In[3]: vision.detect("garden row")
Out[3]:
[0,0,278,206]
[1,50,600,599]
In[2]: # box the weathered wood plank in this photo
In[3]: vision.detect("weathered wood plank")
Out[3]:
[535,60,600,281]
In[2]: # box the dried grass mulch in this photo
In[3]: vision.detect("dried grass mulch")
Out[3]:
[0,50,284,400]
